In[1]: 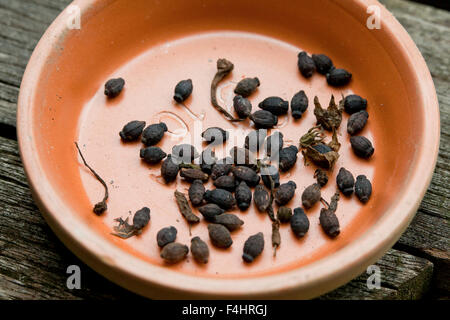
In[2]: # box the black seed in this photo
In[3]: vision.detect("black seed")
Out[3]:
[172,144,199,162]
[104,78,125,98]
[347,110,369,135]
[202,127,229,144]
[275,181,297,205]
[254,184,270,212]
[160,155,180,183]
[119,120,145,142]
[180,168,209,182]
[230,146,257,169]
[199,148,217,174]
[258,97,289,116]
[157,226,177,248]
[290,207,309,238]
[140,146,167,164]
[211,162,233,180]
[188,180,205,206]
[213,175,238,192]
[355,175,372,203]
[133,207,151,229]
[141,122,168,146]
[336,167,355,196]
[249,110,278,129]
[245,129,267,152]
[320,208,340,238]
[344,94,367,114]
[326,68,352,87]
[301,183,321,209]
[260,165,280,189]
[297,51,316,78]
[190,237,209,264]
[208,224,233,248]
[198,203,225,221]
[350,136,374,158]
[213,213,244,231]
[278,145,299,172]
[242,232,264,263]
[232,166,260,187]
[312,143,333,154]
[234,77,260,97]
[235,181,252,210]
[233,95,252,119]
[265,131,284,157]
[277,207,293,223]
[160,242,189,263]
[173,79,193,103]
[204,189,236,210]
[314,168,329,187]
[291,90,308,119]
[312,54,334,74]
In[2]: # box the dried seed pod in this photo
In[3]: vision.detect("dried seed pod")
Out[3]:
[230,146,257,168]
[211,162,233,180]
[211,59,241,121]
[198,203,225,221]
[314,168,329,187]
[157,226,177,248]
[204,189,236,210]
[249,110,278,129]
[301,130,340,169]
[160,242,189,263]
[132,207,151,229]
[265,131,284,157]
[172,144,199,162]
[201,127,229,144]
[275,181,297,205]
[242,232,264,263]
[140,146,167,164]
[119,120,146,142]
[208,224,233,248]
[174,190,200,224]
[213,213,244,231]
[260,165,280,189]
[347,110,369,135]
[161,155,180,183]
[277,206,293,223]
[297,51,315,78]
[213,175,238,192]
[235,181,252,210]
[344,94,367,114]
[291,90,308,119]
[232,166,260,187]
[258,97,289,116]
[336,167,355,196]
[290,207,310,238]
[350,136,374,158]
[188,180,205,206]
[313,95,343,131]
[245,129,267,152]
[312,54,334,75]
[190,237,209,264]
[355,175,372,203]
[254,184,271,212]
[141,122,168,146]
[233,95,252,119]
[173,79,193,103]
[272,220,281,256]
[301,183,321,209]
[104,78,125,98]
[278,145,299,172]
[320,208,340,238]
[326,68,352,87]
[234,77,260,97]
[180,168,209,182]
[199,148,217,174]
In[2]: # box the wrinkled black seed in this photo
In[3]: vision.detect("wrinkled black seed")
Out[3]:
[234,77,260,97]
[275,181,297,205]
[204,189,236,210]
[277,206,293,223]
[320,208,340,238]
[265,131,284,157]
[258,97,289,116]
[233,95,252,119]
[260,165,280,189]
[161,155,180,183]
[312,54,334,75]
[278,145,299,172]
[119,120,145,142]
[133,207,151,229]
[180,168,209,182]
[199,148,216,174]
[157,226,177,248]
[344,94,367,114]
[326,68,352,87]
[190,237,209,264]
[347,110,369,135]
[336,167,355,196]
[211,162,233,180]
[291,90,309,119]
[202,127,229,144]
[141,122,168,146]
[314,168,329,187]
[249,110,278,129]
[350,136,374,158]
[214,213,244,231]
[232,166,260,187]
[104,78,125,98]
[230,147,257,169]
[208,224,233,248]
[290,207,310,238]
[355,175,372,203]
[140,146,167,164]
[160,242,189,263]
[297,51,316,78]
[235,181,252,211]
[198,203,225,221]
[213,175,238,192]
[173,79,193,103]
[312,143,333,154]
[254,184,270,212]
[301,183,321,209]
[242,232,264,263]
[172,144,199,162]
[245,129,267,152]
[188,180,205,206]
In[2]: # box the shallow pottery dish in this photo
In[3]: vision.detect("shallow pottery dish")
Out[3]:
[17,0,439,299]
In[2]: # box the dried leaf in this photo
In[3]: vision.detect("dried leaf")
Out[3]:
[313,95,343,131]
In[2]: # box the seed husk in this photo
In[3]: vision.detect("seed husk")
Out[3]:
[265,131,284,158]
[291,90,309,119]
[301,130,340,169]
[312,54,334,75]
[234,77,260,97]
[161,155,180,183]
[275,181,297,205]
[245,129,267,152]
[190,237,209,264]
[213,213,244,231]
[272,220,281,256]
[313,95,343,131]
[188,180,205,206]
[258,97,289,116]
[157,226,177,248]
[249,110,278,129]
[232,166,260,187]
[347,110,369,135]
[204,189,236,210]
[350,136,374,158]
[290,207,310,238]
[301,183,321,209]
[202,127,229,144]
[336,167,355,196]
[174,190,200,224]
[260,165,280,189]
[344,94,367,114]
[277,206,293,223]
[199,148,217,174]
[233,95,252,119]
[235,181,252,210]
[141,122,168,146]
[160,242,189,263]
[172,144,199,163]
[213,175,238,192]
[297,51,316,78]
[119,120,146,142]
[140,146,167,164]
[133,207,151,230]
[326,68,352,87]
[198,203,225,221]
[208,224,233,248]
[355,175,372,203]
[314,168,329,187]
[254,184,270,212]
[180,168,209,182]
[278,145,299,172]
[242,232,264,263]
[104,78,125,98]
